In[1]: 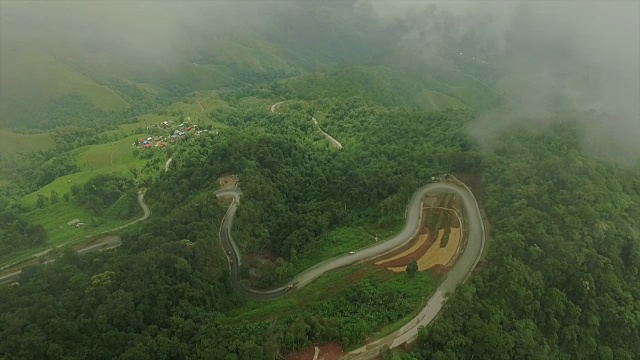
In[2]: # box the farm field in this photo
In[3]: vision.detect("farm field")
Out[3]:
[0,201,141,267]
[0,130,56,153]
[22,135,147,206]
[386,228,461,272]
[102,92,229,140]
[374,196,464,274]
[26,201,140,247]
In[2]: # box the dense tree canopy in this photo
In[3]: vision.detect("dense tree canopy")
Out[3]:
[410,122,640,359]
[1,89,638,360]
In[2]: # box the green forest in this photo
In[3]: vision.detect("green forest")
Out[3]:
[1,2,639,359]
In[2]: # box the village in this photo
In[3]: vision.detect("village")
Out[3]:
[134,117,219,149]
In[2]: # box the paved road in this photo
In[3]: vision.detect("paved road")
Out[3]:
[0,191,151,281]
[215,180,485,319]
[343,178,484,359]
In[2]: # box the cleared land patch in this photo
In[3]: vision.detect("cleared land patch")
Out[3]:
[0,130,56,153]
[22,135,146,206]
[218,174,239,188]
[374,193,465,274]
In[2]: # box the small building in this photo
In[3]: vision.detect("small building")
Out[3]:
[67,219,81,226]
[144,143,151,149]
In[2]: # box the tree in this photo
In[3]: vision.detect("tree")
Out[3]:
[36,194,48,209]
[50,190,60,205]
[407,261,418,277]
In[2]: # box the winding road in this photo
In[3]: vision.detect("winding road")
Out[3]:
[270,101,285,113]
[312,117,343,149]
[271,101,342,149]
[0,191,151,283]
[215,178,485,356]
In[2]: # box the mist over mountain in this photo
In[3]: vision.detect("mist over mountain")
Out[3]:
[359,0,640,165]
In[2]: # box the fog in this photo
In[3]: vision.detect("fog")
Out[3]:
[0,1,280,68]
[1,1,638,164]
[359,1,640,165]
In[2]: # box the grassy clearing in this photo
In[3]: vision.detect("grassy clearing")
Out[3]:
[294,219,403,273]
[0,130,56,153]
[0,45,129,112]
[26,202,140,246]
[103,93,229,140]
[101,114,174,138]
[421,90,467,111]
[22,135,146,206]
[0,200,142,267]
[76,136,142,168]
[167,91,230,125]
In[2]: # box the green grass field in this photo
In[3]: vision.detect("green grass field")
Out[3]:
[25,201,141,247]
[294,221,403,274]
[421,90,468,111]
[0,45,129,112]
[103,92,229,140]
[0,130,55,153]
[22,135,146,206]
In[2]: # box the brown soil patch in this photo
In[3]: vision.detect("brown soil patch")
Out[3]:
[246,251,279,262]
[374,228,436,268]
[387,227,461,273]
[286,344,344,360]
[73,235,119,250]
[217,174,238,188]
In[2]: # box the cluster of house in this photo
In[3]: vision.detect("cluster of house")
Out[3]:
[135,118,220,150]
[136,137,164,149]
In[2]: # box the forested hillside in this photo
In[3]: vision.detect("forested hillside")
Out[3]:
[0,2,399,129]
[404,122,640,360]
[1,2,638,359]
[0,99,472,358]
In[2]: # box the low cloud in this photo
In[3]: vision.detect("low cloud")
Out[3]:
[358,1,640,165]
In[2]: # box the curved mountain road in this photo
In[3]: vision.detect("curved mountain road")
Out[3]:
[215,179,485,344]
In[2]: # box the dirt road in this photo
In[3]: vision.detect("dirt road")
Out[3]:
[312,117,343,149]
[270,101,285,113]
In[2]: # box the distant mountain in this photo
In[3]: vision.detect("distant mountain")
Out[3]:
[0,2,402,129]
